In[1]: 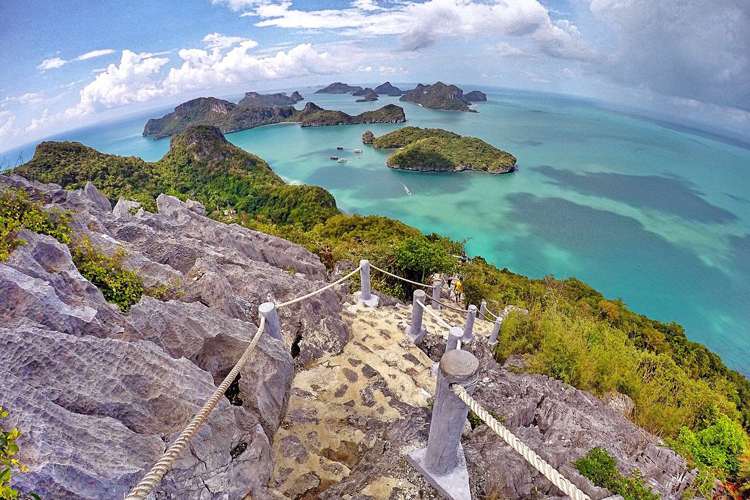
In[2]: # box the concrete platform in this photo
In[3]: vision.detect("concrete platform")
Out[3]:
[407,444,472,500]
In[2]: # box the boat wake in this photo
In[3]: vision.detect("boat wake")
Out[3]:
[400,182,412,195]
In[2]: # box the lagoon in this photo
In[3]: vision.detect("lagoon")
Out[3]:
[5,87,750,375]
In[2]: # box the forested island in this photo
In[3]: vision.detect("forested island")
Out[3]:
[290,102,404,126]
[6,124,750,498]
[364,126,517,174]
[238,90,303,106]
[143,95,406,138]
[400,82,485,111]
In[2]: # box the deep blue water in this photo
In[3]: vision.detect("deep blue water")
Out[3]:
[4,87,749,376]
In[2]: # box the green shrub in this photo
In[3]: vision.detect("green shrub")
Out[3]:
[467,409,504,430]
[575,447,659,500]
[71,238,143,312]
[1,407,41,500]
[0,186,71,261]
[671,415,748,480]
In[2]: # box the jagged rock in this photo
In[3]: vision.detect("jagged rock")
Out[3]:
[186,198,206,216]
[0,325,275,500]
[459,340,696,500]
[0,175,354,499]
[125,298,294,436]
[113,196,144,218]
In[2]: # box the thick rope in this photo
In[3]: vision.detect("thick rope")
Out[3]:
[370,264,435,288]
[451,385,591,500]
[416,299,452,328]
[276,267,361,308]
[124,317,266,500]
[485,308,498,319]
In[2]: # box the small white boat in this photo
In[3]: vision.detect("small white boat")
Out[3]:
[354,149,363,153]
[401,182,412,195]
[338,159,347,163]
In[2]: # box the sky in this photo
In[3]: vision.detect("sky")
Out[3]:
[1,0,749,154]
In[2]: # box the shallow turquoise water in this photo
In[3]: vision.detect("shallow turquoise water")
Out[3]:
[5,88,750,376]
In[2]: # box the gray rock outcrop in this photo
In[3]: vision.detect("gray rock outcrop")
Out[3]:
[0,175,353,499]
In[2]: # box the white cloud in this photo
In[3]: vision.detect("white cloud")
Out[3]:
[0,113,16,138]
[75,49,115,61]
[493,42,534,58]
[202,33,256,50]
[590,0,750,111]
[246,0,601,61]
[37,57,66,70]
[47,41,343,126]
[36,49,116,72]
[18,91,45,105]
[73,50,171,114]
[212,0,272,12]
[163,42,341,94]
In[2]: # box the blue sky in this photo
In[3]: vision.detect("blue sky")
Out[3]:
[1,0,748,153]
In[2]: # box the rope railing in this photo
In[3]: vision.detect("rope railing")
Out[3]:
[451,384,591,500]
[370,263,435,288]
[124,317,266,500]
[122,258,512,499]
[416,299,451,329]
[276,266,361,308]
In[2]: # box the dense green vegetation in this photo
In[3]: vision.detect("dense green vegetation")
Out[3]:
[15,126,338,229]
[1,185,71,261]
[367,126,460,149]
[71,238,144,312]
[575,448,658,500]
[143,97,296,139]
[1,407,40,500]
[238,91,302,107]
[10,126,750,495]
[288,102,405,127]
[387,136,517,173]
[365,126,517,173]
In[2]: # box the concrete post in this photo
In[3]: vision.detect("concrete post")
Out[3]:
[463,305,477,342]
[431,279,442,311]
[357,259,379,307]
[479,300,487,318]
[446,326,463,351]
[409,289,427,343]
[408,349,479,500]
[259,302,283,341]
[489,315,503,345]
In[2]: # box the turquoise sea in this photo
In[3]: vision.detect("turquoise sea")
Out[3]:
[3,87,749,376]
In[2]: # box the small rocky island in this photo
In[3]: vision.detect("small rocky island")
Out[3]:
[355,90,379,102]
[291,102,404,127]
[374,81,406,96]
[363,126,516,174]
[400,82,486,112]
[314,82,364,94]
[238,90,303,107]
[143,95,405,138]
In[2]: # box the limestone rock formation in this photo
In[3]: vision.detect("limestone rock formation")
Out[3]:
[0,174,353,499]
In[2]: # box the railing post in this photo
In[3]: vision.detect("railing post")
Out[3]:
[463,305,477,342]
[479,300,487,318]
[357,259,379,307]
[408,289,427,343]
[408,349,478,500]
[431,279,442,311]
[489,315,503,345]
[446,326,463,351]
[259,302,283,341]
